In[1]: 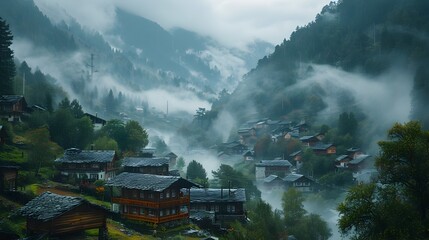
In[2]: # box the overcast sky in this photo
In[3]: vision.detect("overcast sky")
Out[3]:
[35,0,333,49]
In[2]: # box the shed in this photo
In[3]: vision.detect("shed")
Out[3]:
[18,192,108,238]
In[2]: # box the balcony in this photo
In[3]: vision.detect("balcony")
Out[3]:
[112,196,190,209]
[122,212,189,224]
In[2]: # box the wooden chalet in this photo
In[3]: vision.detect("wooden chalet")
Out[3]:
[122,157,169,175]
[336,154,372,172]
[190,188,246,226]
[0,95,28,122]
[262,175,285,190]
[55,148,118,182]
[106,172,199,225]
[311,143,336,155]
[255,159,292,180]
[0,166,19,191]
[19,191,108,238]
[84,113,107,131]
[242,150,255,161]
[289,150,303,169]
[218,141,249,155]
[299,135,320,147]
[283,173,315,192]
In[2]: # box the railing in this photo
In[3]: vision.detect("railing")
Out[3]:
[122,212,189,224]
[112,196,190,209]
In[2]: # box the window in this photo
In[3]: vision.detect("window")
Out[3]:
[130,207,137,214]
[227,205,235,213]
[171,189,176,198]
[132,190,138,199]
[166,190,170,198]
[172,208,176,214]
[140,191,145,199]
[166,209,170,215]
[160,192,164,199]
[140,208,145,215]
[148,209,154,216]
[123,205,128,213]
[91,164,99,168]
[160,210,164,216]
[90,174,98,180]
[149,193,154,199]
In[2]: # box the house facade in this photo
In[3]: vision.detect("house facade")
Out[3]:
[106,172,198,225]
[190,188,246,226]
[0,95,28,122]
[255,160,293,180]
[84,113,107,131]
[283,173,315,192]
[0,166,19,191]
[311,143,336,155]
[55,148,118,182]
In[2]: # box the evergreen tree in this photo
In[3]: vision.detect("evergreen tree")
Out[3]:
[0,17,15,95]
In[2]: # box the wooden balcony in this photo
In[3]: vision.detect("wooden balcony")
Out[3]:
[122,212,189,224]
[112,196,190,209]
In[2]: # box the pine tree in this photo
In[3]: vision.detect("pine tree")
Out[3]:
[0,17,15,95]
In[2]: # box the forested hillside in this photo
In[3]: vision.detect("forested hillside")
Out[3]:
[223,0,429,127]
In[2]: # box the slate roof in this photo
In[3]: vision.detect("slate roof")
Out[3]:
[55,148,116,163]
[106,172,199,191]
[243,150,254,157]
[190,188,246,203]
[122,157,169,167]
[349,154,371,165]
[263,175,283,183]
[336,155,349,161]
[18,191,106,221]
[289,150,302,157]
[283,173,307,182]
[311,143,334,150]
[165,152,177,158]
[0,95,24,104]
[255,160,292,167]
[299,135,317,141]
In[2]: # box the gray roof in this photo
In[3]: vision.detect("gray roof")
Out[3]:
[165,152,177,158]
[18,191,105,221]
[106,172,198,191]
[55,148,116,163]
[289,150,302,157]
[349,154,371,165]
[263,175,282,183]
[311,143,334,150]
[122,157,169,167]
[190,188,246,203]
[255,160,292,167]
[0,95,25,104]
[283,173,305,182]
[336,155,349,161]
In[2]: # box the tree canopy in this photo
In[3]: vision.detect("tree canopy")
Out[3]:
[0,17,15,94]
[338,121,429,239]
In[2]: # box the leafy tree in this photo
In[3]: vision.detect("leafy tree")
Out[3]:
[124,120,148,152]
[0,17,15,95]
[212,164,261,200]
[93,136,119,151]
[186,160,207,181]
[338,121,429,239]
[253,135,272,159]
[26,127,62,175]
[283,188,331,239]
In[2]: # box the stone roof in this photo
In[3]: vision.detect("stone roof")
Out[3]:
[349,154,371,165]
[255,160,292,167]
[0,95,24,105]
[18,192,105,222]
[311,143,334,150]
[122,157,169,167]
[336,155,349,161]
[165,152,177,158]
[106,172,199,191]
[55,148,116,163]
[299,135,317,141]
[283,173,305,182]
[190,188,246,203]
[263,175,283,183]
[289,150,302,157]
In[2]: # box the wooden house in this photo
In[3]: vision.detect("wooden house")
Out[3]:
[84,113,107,131]
[242,150,255,161]
[0,166,19,191]
[283,174,315,192]
[106,172,199,225]
[18,191,108,238]
[311,143,336,155]
[218,141,249,155]
[289,150,303,169]
[122,157,169,175]
[255,160,292,180]
[55,148,118,182]
[336,154,372,172]
[0,95,28,122]
[262,175,285,190]
[299,135,320,147]
[190,188,246,226]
